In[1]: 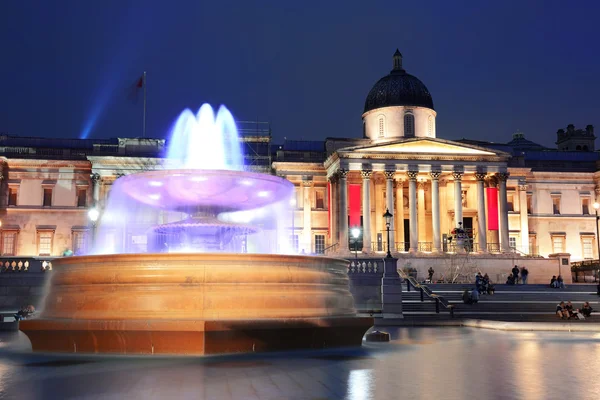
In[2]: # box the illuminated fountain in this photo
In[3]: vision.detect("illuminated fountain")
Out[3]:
[20,104,373,355]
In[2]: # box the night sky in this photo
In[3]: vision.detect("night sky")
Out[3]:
[1,1,598,148]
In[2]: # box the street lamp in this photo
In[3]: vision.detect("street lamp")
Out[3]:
[383,208,393,258]
[351,227,360,261]
[594,202,600,280]
[88,207,100,248]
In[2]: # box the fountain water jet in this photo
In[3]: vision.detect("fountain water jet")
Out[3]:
[20,104,373,355]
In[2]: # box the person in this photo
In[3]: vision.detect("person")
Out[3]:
[556,301,567,319]
[582,302,593,318]
[470,287,480,304]
[462,289,473,304]
[506,274,515,285]
[565,301,575,319]
[521,266,529,285]
[14,305,35,321]
[512,265,520,284]
[427,267,434,283]
[482,273,490,293]
[557,275,566,289]
[550,275,557,288]
[475,272,483,292]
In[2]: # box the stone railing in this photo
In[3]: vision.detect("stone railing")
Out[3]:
[0,257,58,273]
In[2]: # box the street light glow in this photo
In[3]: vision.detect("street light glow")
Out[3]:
[351,228,360,239]
[88,208,100,222]
[594,202,599,210]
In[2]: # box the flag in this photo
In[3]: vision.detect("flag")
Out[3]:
[128,74,145,103]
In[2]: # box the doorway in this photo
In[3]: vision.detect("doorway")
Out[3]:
[403,219,410,251]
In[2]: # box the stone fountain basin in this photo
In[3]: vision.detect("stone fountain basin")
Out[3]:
[20,253,373,355]
[119,169,294,212]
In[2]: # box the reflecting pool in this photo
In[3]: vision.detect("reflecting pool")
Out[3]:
[2,327,600,399]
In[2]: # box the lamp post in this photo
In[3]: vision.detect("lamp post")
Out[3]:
[351,227,360,261]
[594,202,600,280]
[88,207,99,250]
[383,208,393,258]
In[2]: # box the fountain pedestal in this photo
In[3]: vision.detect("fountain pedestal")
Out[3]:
[20,253,373,355]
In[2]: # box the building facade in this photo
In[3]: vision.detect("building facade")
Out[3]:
[0,51,598,264]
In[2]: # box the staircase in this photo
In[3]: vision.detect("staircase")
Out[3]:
[401,283,600,322]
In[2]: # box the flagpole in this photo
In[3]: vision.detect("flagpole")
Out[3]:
[142,71,147,138]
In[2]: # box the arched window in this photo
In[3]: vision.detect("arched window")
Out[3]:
[576,145,582,151]
[378,116,385,138]
[404,113,415,137]
[428,115,433,136]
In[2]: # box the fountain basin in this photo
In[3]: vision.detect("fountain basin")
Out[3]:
[20,253,373,355]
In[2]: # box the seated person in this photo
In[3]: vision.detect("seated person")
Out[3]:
[550,275,557,288]
[487,282,496,295]
[557,275,566,289]
[470,287,480,304]
[582,302,593,318]
[462,289,473,305]
[556,301,567,319]
[506,275,515,285]
[565,301,575,319]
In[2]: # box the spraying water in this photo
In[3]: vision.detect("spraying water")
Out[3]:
[90,104,294,255]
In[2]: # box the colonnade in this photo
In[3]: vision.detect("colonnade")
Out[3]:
[329,167,511,254]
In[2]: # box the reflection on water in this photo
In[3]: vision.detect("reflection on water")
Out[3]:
[1,327,599,399]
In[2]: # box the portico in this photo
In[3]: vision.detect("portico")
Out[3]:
[325,137,511,255]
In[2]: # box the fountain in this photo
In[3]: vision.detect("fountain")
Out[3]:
[20,104,373,355]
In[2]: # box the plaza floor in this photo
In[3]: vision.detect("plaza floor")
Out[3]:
[1,327,599,400]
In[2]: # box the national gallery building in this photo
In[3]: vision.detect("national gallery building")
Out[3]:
[0,50,598,266]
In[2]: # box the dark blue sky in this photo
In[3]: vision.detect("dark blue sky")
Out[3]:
[1,1,598,147]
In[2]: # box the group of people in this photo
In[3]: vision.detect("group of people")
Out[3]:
[13,305,35,321]
[550,275,567,289]
[463,272,495,304]
[556,301,592,320]
[506,265,529,285]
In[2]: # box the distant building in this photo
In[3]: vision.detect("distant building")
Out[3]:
[0,51,598,264]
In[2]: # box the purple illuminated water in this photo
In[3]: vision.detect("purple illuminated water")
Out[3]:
[89,104,294,255]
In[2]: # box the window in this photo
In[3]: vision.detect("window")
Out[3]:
[404,113,414,137]
[77,189,87,207]
[428,115,433,136]
[289,235,299,252]
[582,198,590,215]
[8,187,18,206]
[552,196,561,215]
[1,231,17,256]
[461,190,467,208]
[129,234,148,253]
[315,235,325,254]
[507,193,514,212]
[378,116,385,138]
[527,194,532,214]
[43,188,53,207]
[582,237,594,259]
[37,231,54,256]
[315,189,325,209]
[552,236,564,253]
[509,236,517,249]
[72,231,87,255]
[294,187,303,208]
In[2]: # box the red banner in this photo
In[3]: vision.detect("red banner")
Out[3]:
[486,187,499,231]
[349,184,361,227]
[327,182,331,238]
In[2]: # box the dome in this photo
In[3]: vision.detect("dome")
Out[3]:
[364,50,434,113]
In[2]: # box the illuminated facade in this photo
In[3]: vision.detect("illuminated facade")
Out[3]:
[0,51,597,265]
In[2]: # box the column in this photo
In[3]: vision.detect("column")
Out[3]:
[475,172,488,253]
[338,169,349,253]
[417,181,426,244]
[302,179,312,253]
[361,168,373,253]
[407,170,418,252]
[91,173,101,207]
[452,171,463,228]
[498,172,510,252]
[0,171,4,208]
[384,170,395,252]
[395,179,405,250]
[430,171,441,252]
[518,180,530,254]
[328,175,337,247]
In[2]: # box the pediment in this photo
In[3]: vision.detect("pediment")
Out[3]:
[344,138,499,156]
